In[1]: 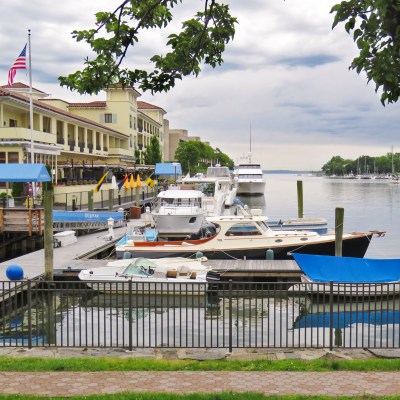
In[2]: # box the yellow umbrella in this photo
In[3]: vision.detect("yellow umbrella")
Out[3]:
[136,174,142,188]
[130,174,136,189]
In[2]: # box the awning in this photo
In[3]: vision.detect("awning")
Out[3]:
[0,163,51,182]
[155,162,182,176]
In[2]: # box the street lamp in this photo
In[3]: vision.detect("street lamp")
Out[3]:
[172,162,179,184]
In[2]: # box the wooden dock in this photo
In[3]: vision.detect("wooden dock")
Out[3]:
[0,217,302,283]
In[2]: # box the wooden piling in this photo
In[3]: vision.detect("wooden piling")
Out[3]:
[335,207,344,257]
[297,180,303,218]
[44,189,54,280]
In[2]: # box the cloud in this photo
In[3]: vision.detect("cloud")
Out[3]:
[1,0,399,170]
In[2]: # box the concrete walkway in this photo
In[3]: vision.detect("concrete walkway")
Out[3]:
[0,347,399,396]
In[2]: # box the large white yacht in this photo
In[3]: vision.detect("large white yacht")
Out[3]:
[234,154,266,196]
[182,165,237,206]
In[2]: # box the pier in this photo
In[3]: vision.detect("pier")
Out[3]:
[0,214,302,283]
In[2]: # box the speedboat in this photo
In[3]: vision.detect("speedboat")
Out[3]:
[289,253,399,299]
[78,256,220,295]
[115,212,382,260]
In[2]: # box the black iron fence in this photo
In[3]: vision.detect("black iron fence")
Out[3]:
[0,280,399,350]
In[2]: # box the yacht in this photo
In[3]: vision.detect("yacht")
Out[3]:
[182,165,237,206]
[234,155,266,196]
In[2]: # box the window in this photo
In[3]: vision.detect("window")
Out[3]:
[104,113,113,123]
[9,119,17,127]
[225,222,262,236]
[8,152,19,163]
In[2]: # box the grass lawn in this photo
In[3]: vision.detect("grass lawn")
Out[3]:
[0,356,400,372]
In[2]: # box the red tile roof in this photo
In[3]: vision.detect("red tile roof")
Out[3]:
[1,82,46,93]
[138,101,166,114]
[68,101,107,108]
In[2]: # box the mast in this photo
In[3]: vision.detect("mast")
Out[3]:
[249,124,252,163]
[28,29,34,163]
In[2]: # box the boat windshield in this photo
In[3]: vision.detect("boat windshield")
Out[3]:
[122,258,159,276]
[225,222,262,236]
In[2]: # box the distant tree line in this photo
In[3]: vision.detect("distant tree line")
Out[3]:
[322,152,400,176]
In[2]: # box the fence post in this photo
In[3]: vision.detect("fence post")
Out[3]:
[329,280,334,351]
[27,280,32,349]
[229,279,233,352]
[128,279,133,351]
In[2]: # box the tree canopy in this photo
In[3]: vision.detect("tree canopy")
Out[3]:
[144,135,162,165]
[59,0,237,95]
[174,140,233,174]
[331,0,400,105]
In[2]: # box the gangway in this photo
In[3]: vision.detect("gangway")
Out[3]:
[53,210,127,232]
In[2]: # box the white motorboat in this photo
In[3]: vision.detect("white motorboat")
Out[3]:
[182,165,237,207]
[150,189,208,237]
[234,155,266,196]
[78,256,220,295]
[115,211,382,260]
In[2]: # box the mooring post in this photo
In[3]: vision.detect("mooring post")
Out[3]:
[335,207,344,257]
[43,188,53,280]
[297,180,303,218]
[87,191,93,211]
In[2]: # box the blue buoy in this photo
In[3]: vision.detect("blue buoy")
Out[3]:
[195,251,204,259]
[123,252,132,259]
[6,264,24,280]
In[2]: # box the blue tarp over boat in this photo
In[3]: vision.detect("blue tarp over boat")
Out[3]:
[292,253,400,283]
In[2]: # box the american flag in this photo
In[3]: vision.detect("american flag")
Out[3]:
[8,44,27,86]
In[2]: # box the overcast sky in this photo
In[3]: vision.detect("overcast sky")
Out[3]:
[1,0,399,170]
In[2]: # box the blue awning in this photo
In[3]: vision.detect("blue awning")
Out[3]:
[155,162,182,176]
[0,163,51,182]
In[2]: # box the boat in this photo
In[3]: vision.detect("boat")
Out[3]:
[115,212,382,260]
[236,206,328,234]
[289,253,400,298]
[182,165,237,207]
[234,153,266,196]
[78,256,220,295]
[150,189,210,237]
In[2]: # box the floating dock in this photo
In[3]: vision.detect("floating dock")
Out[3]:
[0,215,303,285]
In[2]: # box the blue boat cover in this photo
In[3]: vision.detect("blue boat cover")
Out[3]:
[155,162,182,176]
[292,253,400,283]
[0,163,51,182]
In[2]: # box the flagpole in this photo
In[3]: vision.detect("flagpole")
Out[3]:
[28,29,34,163]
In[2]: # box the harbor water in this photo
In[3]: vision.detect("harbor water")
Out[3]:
[239,173,400,259]
[2,172,400,348]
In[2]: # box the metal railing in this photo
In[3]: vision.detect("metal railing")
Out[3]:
[0,280,399,350]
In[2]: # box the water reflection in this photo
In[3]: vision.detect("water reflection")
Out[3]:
[0,287,399,348]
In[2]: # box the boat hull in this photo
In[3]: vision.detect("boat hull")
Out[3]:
[116,233,373,260]
[236,181,266,196]
[83,280,208,295]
